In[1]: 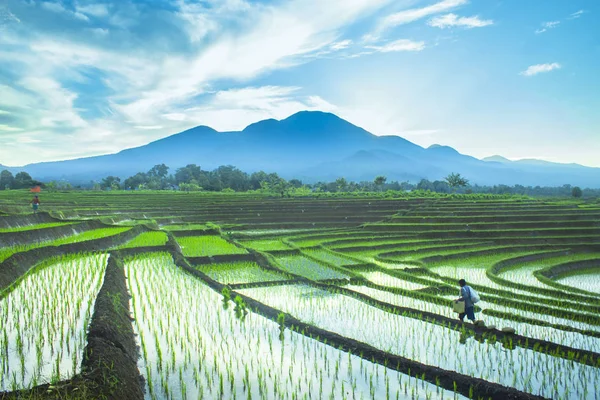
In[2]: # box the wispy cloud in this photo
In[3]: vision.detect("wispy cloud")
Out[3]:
[368,0,467,40]
[428,13,493,29]
[568,10,585,20]
[162,86,338,132]
[536,9,586,34]
[0,0,393,165]
[0,5,21,24]
[520,63,561,77]
[41,1,90,21]
[535,20,560,34]
[366,39,425,53]
[75,3,111,18]
[330,40,353,51]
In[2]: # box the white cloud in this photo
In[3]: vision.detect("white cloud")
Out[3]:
[89,27,109,36]
[428,13,493,29]
[114,0,394,125]
[330,40,353,50]
[0,7,21,23]
[520,63,561,77]
[0,125,23,132]
[535,20,560,34]
[370,0,467,40]
[41,1,90,21]
[75,3,110,18]
[1,0,395,165]
[366,39,425,52]
[568,10,585,20]
[543,21,560,28]
[163,86,338,132]
[17,77,88,128]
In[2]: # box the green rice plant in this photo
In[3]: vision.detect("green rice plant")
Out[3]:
[176,235,247,257]
[239,239,292,251]
[241,284,600,399]
[360,271,429,291]
[200,261,288,284]
[557,272,600,295]
[275,256,350,281]
[0,254,108,390]
[0,227,129,263]
[124,253,462,400]
[117,231,169,248]
[50,227,131,246]
[0,222,76,233]
[161,224,210,231]
[496,252,600,290]
[303,248,361,266]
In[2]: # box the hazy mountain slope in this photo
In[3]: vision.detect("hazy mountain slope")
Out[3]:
[6,111,600,187]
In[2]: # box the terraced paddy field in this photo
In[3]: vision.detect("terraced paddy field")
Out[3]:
[0,190,599,399]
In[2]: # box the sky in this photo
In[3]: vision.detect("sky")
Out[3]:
[0,0,598,167]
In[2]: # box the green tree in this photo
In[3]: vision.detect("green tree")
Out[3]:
[335,177,348,192]
[0,170,14,190]
[374,176,387,191]
[288,179,303,188]
[432,180,450,193]
[123,173,148,190]
[148,164,169,179]
[179,182,202,192]
[14,171,34,189]
[45,181,57,192]
[249,171,269,190]
[175,164,202,184]
[101,176,121,190]
[444,172,469,190]
[572,186,583,198]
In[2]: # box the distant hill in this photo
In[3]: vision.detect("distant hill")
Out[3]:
[5,111,600,187]
[482,155,512,163]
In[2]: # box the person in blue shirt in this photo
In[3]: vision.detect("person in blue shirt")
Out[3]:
[456,278,476,323]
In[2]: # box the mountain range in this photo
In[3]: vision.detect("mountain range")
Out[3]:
[4,111,600,187]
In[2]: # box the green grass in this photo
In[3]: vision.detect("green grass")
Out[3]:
[0,227,131,263]
[118,231,169,248]
[161,224,210,231]
[0,222,76,233]
[239,239,291,251]
[176,235,247,257]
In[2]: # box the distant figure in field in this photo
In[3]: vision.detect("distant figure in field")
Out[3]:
[456,278,476,323]
[30,195,40,214]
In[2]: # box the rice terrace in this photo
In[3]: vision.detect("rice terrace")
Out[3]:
[0,190,599,400]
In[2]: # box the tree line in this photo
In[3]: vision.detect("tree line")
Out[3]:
[0,170,43,190]
[88,164,594,198]
[1,165,595,198]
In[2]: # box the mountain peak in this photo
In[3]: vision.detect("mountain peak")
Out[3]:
[241,110,373,142]
[427,144,459,154]
[8,110,600,188]
[482,155,511,163]
[243,111,341,132]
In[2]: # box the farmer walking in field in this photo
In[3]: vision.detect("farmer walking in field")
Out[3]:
[30,195,40,214]
[455,278,478,323]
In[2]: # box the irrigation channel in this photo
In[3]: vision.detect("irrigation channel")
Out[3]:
[0,191,599,399]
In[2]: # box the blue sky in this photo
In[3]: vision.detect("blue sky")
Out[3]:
[0,0,598,167]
